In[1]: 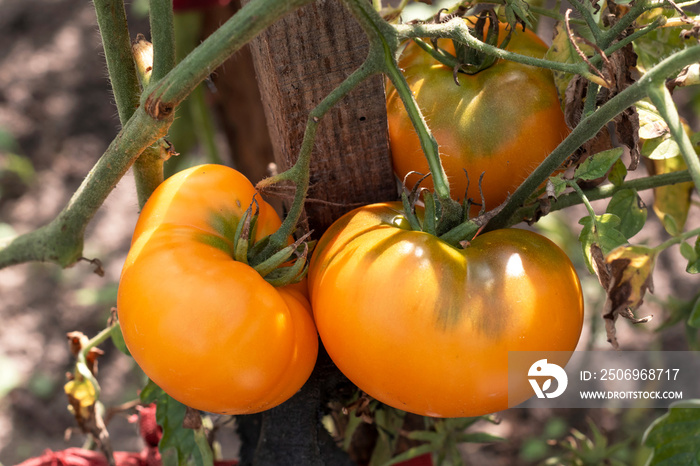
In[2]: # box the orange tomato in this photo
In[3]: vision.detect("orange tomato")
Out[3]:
[308,202,583,417]
[387,20,569,211]
[118,164,318,414]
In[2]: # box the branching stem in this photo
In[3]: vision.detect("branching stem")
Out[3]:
[484,44,700,232]
[647,82,700,196]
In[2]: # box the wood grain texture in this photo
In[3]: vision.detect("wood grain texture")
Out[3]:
[244,0,397,234]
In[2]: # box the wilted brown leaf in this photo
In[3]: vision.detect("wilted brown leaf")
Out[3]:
[183,406,203,430]
[600,245,656,349]
[66,331,88,357]
[562,7,640,174]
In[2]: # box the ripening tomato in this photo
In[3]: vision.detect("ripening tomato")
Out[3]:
[308,202,583,417]
[387,20,569,211]
[117,164,318,415]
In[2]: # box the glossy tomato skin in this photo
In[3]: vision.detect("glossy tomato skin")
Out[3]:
[387,21,569,211]
[118,164,318,415]
[308,202,583,417]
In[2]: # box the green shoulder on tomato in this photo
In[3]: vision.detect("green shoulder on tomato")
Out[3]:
[387,19,569,211]
[308,202,583,417]
[117,164,318,415]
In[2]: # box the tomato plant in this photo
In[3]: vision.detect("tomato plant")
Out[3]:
[117,164,318,415]
[308,202,583,417]
[386,19,569,210]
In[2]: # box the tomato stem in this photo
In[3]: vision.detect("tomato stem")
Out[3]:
[93,0,141,126]
[653,226,700,254]
[647,82,700,197]
[341,0,459,201]
[483,43,700,231]
[395,19,603,84]
[257,60,377,260]
[147,0,314,116]
[148,0,176,85]
[510,169,693,222]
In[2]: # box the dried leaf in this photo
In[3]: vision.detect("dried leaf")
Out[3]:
[602,245,656,348]
[546,22,595,107]
[667,63,700,92]
[65,379,97,418]
[66,331,89,356]
[646,156,694,235]
[183,406,203,430]
[637,101,669,140]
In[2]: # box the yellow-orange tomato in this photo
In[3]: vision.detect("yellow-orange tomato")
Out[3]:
[387,20,569,211]
[117,164,318,414]
[308,202,583,417]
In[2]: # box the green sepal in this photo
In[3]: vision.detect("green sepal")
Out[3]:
[423,191,438,235]
[253,232,312,278]
[401,191,423,232]
[232,198,259,264]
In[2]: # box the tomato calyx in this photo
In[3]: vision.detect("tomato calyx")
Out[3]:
[223,196,312,286]
[398,173,477,245]
[415,9,518,80]
[398,172,512,248]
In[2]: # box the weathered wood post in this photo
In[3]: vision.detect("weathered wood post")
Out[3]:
[234,0,398,463]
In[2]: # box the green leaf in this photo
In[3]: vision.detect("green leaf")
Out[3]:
[608,159,628,186]
[680,242,697,262]
[140,381,214,466]
[371,408,408,466]
[406,430,442,442]
[643,400,700,465]
[642,136,682,161]
[605,189,647,240]
[634,18,694,75]
[686,237,700,274]
[649,155,693,236]
[545,21,595,106]
[637,100,670,142]
[688,296,700,329]
[140,379,162,404]
[547,174,568,198]
[574,148,624,181]
[578,214,628,273]
[382,445,434,466]
[110,322,131,356]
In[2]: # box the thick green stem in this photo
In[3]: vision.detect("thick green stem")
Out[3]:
[395,19,604,84]
[344,0,452,199]
[0,108,170,268]
[127,0,175,206]
[647,82,700,196]
[567,0,603,42]
[484,44,700,231]
[1,0,313,270]
[603,18,663,58]
[92,0,141,124]
[510,169,693,222]
[569,180,598,218]
[145,0,314,117]
[600,0,650,49]
[259,62,378,257]
[383,55,451,199]
[149,0,176,84]
[133,145,166,208]
[654,227,700,252]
